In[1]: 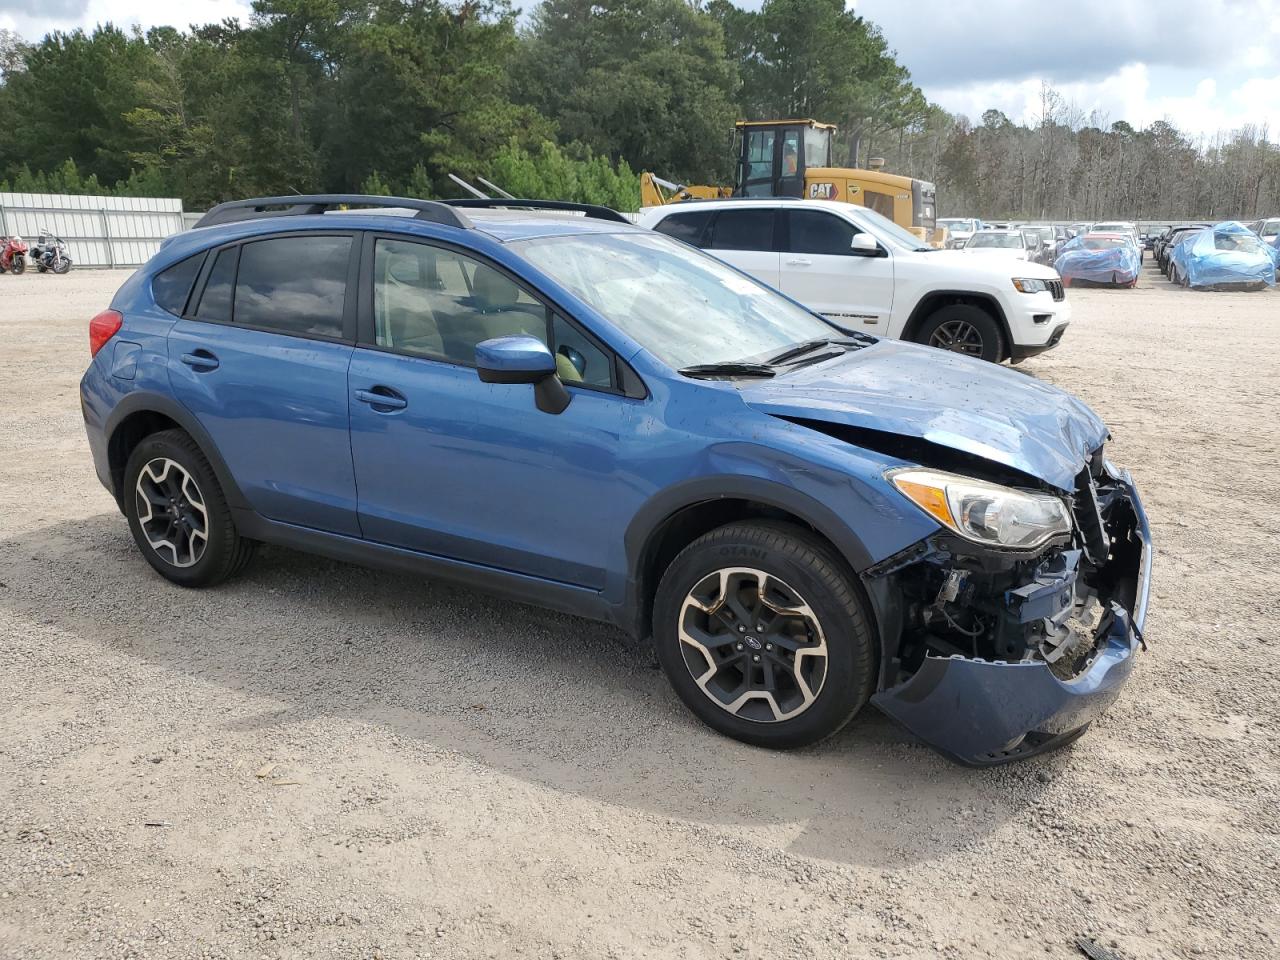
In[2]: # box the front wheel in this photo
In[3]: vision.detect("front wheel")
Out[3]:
[123,429,256,587]
[916,304,1004,363]
[652,522,877,749]
[52,256,71,274]
[9,256,24,275]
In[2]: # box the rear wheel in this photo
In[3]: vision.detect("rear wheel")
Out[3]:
[123,429,256,587]
[917,304,1004,363]
[652,522,876,749]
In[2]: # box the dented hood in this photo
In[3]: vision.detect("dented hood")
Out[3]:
[739,340,1108,491]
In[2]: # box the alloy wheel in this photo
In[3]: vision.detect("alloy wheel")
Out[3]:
[928,319,984,356]
[134,457,209,568]
[677,567,828,723]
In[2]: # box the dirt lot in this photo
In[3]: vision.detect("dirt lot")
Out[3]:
[1,263,1277,960]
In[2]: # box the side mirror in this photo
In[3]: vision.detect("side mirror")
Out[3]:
[475,335,570,414]
[849,233,882,257]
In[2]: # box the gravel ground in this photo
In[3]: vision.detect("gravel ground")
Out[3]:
[1,264,1277,960]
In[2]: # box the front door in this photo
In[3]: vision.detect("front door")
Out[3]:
[347,236,635,588]
[166,233,361,536]
[779,209,895,330]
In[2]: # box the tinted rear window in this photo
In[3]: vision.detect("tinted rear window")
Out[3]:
[707,209,775,252]
[233,235,351,338]
[653,210,713,246]
[152,253,205,316]
[195,247,237,324]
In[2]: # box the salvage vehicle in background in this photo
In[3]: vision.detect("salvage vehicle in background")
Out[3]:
[938,217,982,248]
[640,198,1069,363]
[1248,217,1280,254]
[1091,221,1144,262]
[1020,225,1059,265]
[1054,232,1141,287]
[1168,221,1278,290]
[1154,224,1209,274]
[80,194,1149,766]
[957,228,1031,261]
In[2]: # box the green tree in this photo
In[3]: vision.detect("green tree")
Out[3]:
[516,0,739,183]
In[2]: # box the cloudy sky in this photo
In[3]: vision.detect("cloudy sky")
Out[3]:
[854,0,1280,139]
[3,0,1279,140]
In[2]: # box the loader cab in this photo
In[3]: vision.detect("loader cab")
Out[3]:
[735,120,835,199]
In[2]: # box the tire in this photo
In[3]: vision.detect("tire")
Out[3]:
[123,429,256,587]
[652,521,877,749]
[53,257,71,274]
[9,256,24,275]
[916,304,1004,363]
[36,264,47,273]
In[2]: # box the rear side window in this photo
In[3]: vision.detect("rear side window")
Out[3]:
[652,210,713,247]
[152,253,205,316]
[707,209,775,252]
[787,211,859,256]
[195,247,237,324]
[233,235,352,338]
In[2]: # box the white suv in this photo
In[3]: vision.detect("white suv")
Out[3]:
[638,199,1071,363]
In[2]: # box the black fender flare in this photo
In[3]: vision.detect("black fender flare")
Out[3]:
[103,391,250,513]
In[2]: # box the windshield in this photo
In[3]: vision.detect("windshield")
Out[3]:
[967,233,1022,248]
[1215,233,1265,254]
[854,204,931,250]
[514,231,836,370]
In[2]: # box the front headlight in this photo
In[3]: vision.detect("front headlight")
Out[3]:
[1012,277,1048,294]
[889,468,1072,550]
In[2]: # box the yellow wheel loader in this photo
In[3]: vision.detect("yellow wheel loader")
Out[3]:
[641,119,941,245]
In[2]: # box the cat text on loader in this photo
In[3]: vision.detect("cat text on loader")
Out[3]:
[640,119,941,245]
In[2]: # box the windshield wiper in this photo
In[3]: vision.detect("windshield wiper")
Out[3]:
[678,362,776,379]
[765,336,870,365]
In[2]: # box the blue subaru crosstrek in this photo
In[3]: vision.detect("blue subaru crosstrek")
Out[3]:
[80,195,1152,765]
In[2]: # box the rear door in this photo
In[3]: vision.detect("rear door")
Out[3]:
[701,208,781,289]
[778,209,894,330]
[167,232,361,536]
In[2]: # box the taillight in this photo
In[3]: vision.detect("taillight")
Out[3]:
[89,309,123,357]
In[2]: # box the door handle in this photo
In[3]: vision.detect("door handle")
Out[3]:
[355,387,408,412]
[180,350,219,371]
[786,258,813,266]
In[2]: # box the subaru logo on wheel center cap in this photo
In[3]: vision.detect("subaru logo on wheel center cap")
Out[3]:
[744,635,762,650]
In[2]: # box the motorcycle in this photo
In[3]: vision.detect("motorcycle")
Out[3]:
[0,235,29,274]
[30,231,72,274]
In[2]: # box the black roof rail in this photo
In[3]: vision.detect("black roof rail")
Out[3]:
[440,198,631,224]
[193,194,472,230]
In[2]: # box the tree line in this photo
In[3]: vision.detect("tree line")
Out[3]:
[0,2,1277,220]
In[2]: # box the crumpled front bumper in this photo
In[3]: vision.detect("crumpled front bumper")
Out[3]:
[871,468,1152,766]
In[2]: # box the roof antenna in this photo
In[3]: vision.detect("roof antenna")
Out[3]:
[477,177,516,200]
[448,174,489,199]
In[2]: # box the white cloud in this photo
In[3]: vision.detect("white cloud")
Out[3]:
[0,0,251,40]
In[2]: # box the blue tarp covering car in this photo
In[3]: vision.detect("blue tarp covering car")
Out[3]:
[1054,234,1141,286]
[1168,221,1277,289]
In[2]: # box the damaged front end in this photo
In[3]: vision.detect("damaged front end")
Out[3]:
[865,451,1152,766]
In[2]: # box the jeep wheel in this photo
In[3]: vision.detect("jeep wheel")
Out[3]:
[123,429,256,587]
[652,522,876,749]
[917,304,1003,362]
